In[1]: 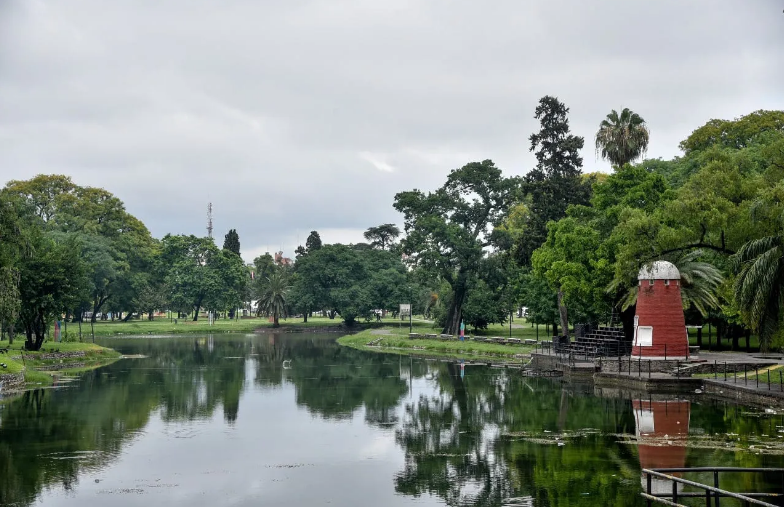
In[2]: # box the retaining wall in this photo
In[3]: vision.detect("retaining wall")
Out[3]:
[0,372,25,392]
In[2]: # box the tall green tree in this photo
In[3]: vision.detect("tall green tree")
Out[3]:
[594,108,650,167]
[305,230,322,252]
[4,175,155,321]
[364,224,401,250]
[256,271,290,327]
[295,230,323,258]
[0,192,29,342]
[160,235,244,320]
[517,96,591,266]
[222,229,241,257]
[394,160,517,334]
[18,232,88,350]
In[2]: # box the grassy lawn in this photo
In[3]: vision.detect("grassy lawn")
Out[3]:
[693,364,784,382]
[55,315,405,338]
[0,342,122,387]
[687,327,762,352]
[338,318,537,360]
[0,356,24,375]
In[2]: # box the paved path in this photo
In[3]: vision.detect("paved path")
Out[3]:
[698,351,784,365]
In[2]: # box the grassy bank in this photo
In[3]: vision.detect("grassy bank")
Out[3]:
[338,319,537,361]
[54,315,399,338]
[1,342,122,387]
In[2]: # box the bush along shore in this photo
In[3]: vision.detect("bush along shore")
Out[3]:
[338,321,537,362]
[0,342,122,392]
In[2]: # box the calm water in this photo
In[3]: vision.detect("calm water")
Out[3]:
[2,333,784,507]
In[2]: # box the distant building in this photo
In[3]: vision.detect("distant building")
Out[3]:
[274,251,292,266]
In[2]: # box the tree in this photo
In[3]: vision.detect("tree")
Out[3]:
[0,192,28,343]
[305,230,322,252]
[461,255,512,331]
[222,229,241,257]
[732,184,784,351]
[679,109,784,155]
[160,235,224,321]
[256,271,290,327]
[595,108,650,167]
[4,175,155,322]
[289,244,406,325]
[532,217,613,334]
[295,231,323,259]
[517,96,591,265]
[394,160,517,334]
[18,232,88,350]
[363,224,401,250]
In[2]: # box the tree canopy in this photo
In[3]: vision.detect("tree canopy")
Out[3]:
[394,160,517,334]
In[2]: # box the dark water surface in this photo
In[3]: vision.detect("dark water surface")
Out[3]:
[2,333,784,506]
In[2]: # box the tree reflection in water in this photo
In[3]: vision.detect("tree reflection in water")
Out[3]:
[2,334,784,507]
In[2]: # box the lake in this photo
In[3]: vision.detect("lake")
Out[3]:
[2,332,784,506]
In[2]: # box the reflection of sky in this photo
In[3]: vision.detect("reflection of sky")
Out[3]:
[32,379,443,507]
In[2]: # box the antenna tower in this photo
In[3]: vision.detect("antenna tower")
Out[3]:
[207,202,213,239]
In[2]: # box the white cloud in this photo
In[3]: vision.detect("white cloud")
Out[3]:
[359,152,396,173]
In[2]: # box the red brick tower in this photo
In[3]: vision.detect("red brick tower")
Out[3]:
[632,261,688,359]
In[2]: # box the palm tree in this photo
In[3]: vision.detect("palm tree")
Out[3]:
[610,250,723,315]
[595,108,650,167]
[256,271,291,327]
[733,235,784,352]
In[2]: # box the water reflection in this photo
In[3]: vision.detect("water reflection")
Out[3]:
[0,334,783,506]
[633,399,690,496]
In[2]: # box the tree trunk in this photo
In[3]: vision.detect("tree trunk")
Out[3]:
[557,289,569,337]
[91,295,109,324]
[29,310,46,350]
[273,313,279,327]
[192,296,203,321]
[442,272,469,335]
[24,322,33,349]
[303,311,308,323]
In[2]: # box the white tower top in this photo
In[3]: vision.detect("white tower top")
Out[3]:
[638,260,680,280]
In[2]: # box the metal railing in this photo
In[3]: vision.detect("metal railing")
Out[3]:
[642,467,784,506]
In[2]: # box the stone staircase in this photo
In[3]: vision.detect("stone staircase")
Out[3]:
[558,325,630,358]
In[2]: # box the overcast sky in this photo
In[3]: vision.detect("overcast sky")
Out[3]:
[1,1,782,263]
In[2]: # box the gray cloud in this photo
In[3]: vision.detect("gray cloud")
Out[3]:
[1,0,782,262]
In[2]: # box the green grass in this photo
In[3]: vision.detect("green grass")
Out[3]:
[0,341,122,388]
[2,341,120,355]
[687,327,763,352]
[23,369,53,386]
[338,319,537,360]
[60,315,390,338]
[0,356,24,375]
[693,364,784,382]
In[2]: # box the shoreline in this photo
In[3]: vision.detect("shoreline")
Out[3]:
[0,342,122,395]
[337,327,534,361]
